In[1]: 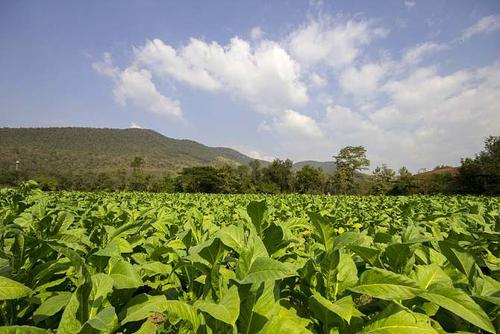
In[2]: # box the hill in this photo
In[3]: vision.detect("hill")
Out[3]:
[0,127,263,178]
[0,127,336,180]
[292,160,336,174]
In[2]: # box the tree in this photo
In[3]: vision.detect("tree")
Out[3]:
[249,159,262,185]
[332,146,369,194]
[391,166,416,194]
[176,166,222,193]
[261,159,294,193]
[129,156,146,191]
[295,165,324,194]
[458,136,500,194]
[370,164,395,194]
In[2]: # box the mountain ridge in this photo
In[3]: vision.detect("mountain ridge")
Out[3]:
[0,127,335,177]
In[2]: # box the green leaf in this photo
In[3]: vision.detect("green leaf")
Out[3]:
[120,294,168,325]
[135,320,158,334]
[247,200,267,236]
[438,240,476,281]
[420,286,495,333]
[33,292,72,323]
[164,300,201,331]
[196,285,240,325]
[349,268,422,300]
[85,306,117,331]
[0,276,32,300]
[89,273,114,318]
[108,258,143,289]
[259,307,312,334]
[308,212,335,251]
[0,326,50,334]
[57,285,86,334]
[350,245,382,267]
[412,264,452,289]
[310,293,362,324]
[239,257,296,285]
[216,225,246,254]
[361,310,439,334]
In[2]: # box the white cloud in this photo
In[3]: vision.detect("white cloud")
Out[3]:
[332,64,500,169]
[462,14,500,40]
[263,109,324,141]
[114,68,182,118]
[402,42,447,65]
[250,26,264,40]
[310,73,327,86]
[235,146,275,161]
[287,16,387,68]
[133,38,308,112]
[130,122,143,129]
[404,1,416,10]
[93,54,183,119]
[339,63,387,96]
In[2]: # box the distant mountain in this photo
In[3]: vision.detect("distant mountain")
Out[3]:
[292,160,337,174]
[0,127,333,178]
[0,127,263,177]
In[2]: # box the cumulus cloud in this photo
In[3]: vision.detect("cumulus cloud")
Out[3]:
[461,14,500,40]
[287,16,387,68]
[404,1,416,10]
[339,63,387,96]
[130,122,143,129]
[401,42,448,65]
[132,38,308,112]
[264,63,500,170]
[310,73,327,86]
[250,26,264,40]
[262,109,324,141]
[93,54,183,119]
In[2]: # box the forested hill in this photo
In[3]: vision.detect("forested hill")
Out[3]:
[0,127,264,177]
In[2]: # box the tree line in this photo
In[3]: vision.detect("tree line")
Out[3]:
[1,136,498,195]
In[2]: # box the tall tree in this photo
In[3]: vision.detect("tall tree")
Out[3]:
[370,164,396,194]
[129,156,146,191]
[295,165,324,194]
[261,159,294,193]
[332,146,370,194]
[458,136,500,194]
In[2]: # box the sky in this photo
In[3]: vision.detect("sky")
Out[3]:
[1,0,499,171]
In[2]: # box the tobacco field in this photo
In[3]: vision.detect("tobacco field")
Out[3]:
[0,181,498,333]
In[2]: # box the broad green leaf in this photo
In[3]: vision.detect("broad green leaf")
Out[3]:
[196,285,240,325]
[247,200,267,236]
[350,246,382,267]
[310,293,362,324]
[361,310,439,334]
[438,240,476,281]
[420,286,495,333]
[0,276,32,300]
[349,268,422,300]
[308,212,335,251]
[89,273,114,318]
[33,292,72,323]
[85,306,117,331]
[0,326,50,333]
[135,320,158,334]
[120,294,168,324]
[57,285,86,334]
[108,258,142,289]
[259,307,312,334]
[216,225,246,253]
[239,257,296,285]
[164,300,201,331]
[412,264,452,289]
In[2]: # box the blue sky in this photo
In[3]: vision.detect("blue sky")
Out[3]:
[1,0,499,171]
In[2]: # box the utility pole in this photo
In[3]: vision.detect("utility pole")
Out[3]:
[15,160,20,185]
